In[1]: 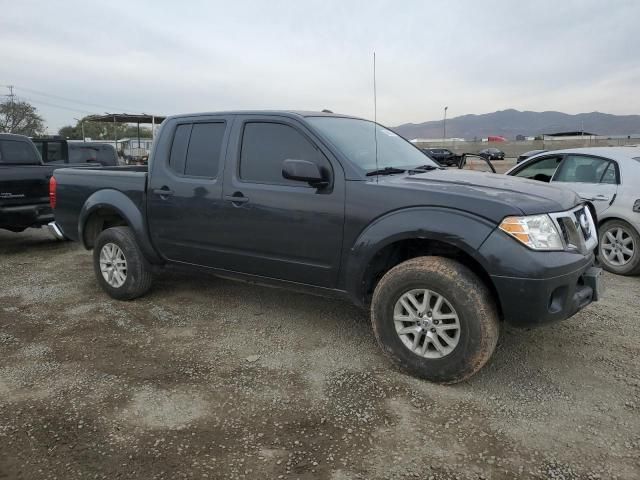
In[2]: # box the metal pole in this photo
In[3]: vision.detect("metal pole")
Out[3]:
[137,122,140,148]
[74,117,85,142]
[113,115,117,151]
[443,106,448,142]
[7,85,15,133]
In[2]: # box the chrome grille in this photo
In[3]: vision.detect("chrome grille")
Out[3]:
[550,206,598,253]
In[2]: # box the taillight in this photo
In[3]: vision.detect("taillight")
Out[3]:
[49,176,57,209]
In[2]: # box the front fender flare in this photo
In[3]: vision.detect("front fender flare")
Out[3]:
[343,207,497,305]
[78,189,163,264]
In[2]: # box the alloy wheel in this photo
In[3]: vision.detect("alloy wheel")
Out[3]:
[99,243,128,288]
[601,227,635,266]
[393,289,461,359]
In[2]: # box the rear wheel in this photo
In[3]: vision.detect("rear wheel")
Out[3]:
[371,256,500,384]
[93,226,153,300]
[598,220,640,275]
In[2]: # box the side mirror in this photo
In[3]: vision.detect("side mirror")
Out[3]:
[282,159,328,188]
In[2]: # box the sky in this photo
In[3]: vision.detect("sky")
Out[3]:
[1,0,639,133]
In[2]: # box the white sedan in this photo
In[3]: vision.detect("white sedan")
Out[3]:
[506,147,640,275]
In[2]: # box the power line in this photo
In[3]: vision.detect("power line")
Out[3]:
[13,85,141,112]
[20,96,97,115]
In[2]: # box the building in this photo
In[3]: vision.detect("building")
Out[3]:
[542,131,597,141]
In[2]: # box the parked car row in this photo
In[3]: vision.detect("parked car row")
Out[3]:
[421,147,507,166]
[9,112,630,384]
[46,110,602,384]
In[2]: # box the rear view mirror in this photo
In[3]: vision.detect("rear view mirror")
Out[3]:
[282,159,328,188]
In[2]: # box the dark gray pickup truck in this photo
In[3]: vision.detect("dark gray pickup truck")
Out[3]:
[51,111,603,383]
[0,133,61,235]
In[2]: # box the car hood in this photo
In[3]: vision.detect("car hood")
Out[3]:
[379,169,581,218]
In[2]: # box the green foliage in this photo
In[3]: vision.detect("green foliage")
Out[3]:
[58,117,152,140]
[0,98,46,136]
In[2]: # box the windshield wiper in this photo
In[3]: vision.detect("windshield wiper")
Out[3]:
[410,164,444,172]
[366,167,406,176]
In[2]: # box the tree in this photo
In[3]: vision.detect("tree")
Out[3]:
[58,117,152,141]
[0,98,45,136]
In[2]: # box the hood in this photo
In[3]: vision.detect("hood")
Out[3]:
[379,169,581,217]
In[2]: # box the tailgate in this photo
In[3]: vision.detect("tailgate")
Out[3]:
[0,165,55,209]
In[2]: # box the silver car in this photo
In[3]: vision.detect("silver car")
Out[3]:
[506,147,640,275]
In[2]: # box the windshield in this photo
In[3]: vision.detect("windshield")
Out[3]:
[307,117,438,173]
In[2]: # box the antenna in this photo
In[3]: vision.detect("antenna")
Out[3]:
[373,51,379,183]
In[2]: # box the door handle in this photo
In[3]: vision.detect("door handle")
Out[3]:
[153,187,174,197]
[224,192,249,205]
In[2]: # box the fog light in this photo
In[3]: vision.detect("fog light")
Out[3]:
[633,199,640,213]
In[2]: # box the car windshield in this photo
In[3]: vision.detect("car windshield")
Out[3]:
[307,117,438,173]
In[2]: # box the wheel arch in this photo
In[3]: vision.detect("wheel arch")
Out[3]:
[344,207,501,315]
[79,189,163,264]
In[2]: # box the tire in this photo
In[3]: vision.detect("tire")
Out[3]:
[371,256,500,384]
[93,226,153,300]
[598,220,640,275]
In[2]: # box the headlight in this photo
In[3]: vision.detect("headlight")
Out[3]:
[499,214,564,250]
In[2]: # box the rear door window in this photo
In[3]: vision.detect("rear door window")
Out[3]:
[184,123,226,178]
[553,155,617,184]
[168,124,192,174]
[0,140,38,164]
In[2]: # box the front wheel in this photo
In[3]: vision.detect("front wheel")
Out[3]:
[93,226,153,300]
[371,256,500,384]
[598,220,640,275]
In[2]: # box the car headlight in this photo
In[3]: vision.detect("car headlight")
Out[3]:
[499,214,564,250]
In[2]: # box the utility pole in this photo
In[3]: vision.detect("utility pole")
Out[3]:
[6,85,15,133]
[443,106,448,142]
[74,117,85,142]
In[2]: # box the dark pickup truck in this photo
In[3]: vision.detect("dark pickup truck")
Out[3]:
[32,137,119,167]
[51,111,603,383]
[0,133,62,236]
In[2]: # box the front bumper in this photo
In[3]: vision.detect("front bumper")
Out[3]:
[492,262,602,328]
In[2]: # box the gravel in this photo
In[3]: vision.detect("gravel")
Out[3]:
[1,228,639,479]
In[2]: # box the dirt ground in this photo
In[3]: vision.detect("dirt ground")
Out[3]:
[1,228,639,480]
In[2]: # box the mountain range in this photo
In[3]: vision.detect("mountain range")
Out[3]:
[392,109,640,140]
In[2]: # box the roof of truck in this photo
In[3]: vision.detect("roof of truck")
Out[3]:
[0,133,32,141]
[165,110,367,121]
